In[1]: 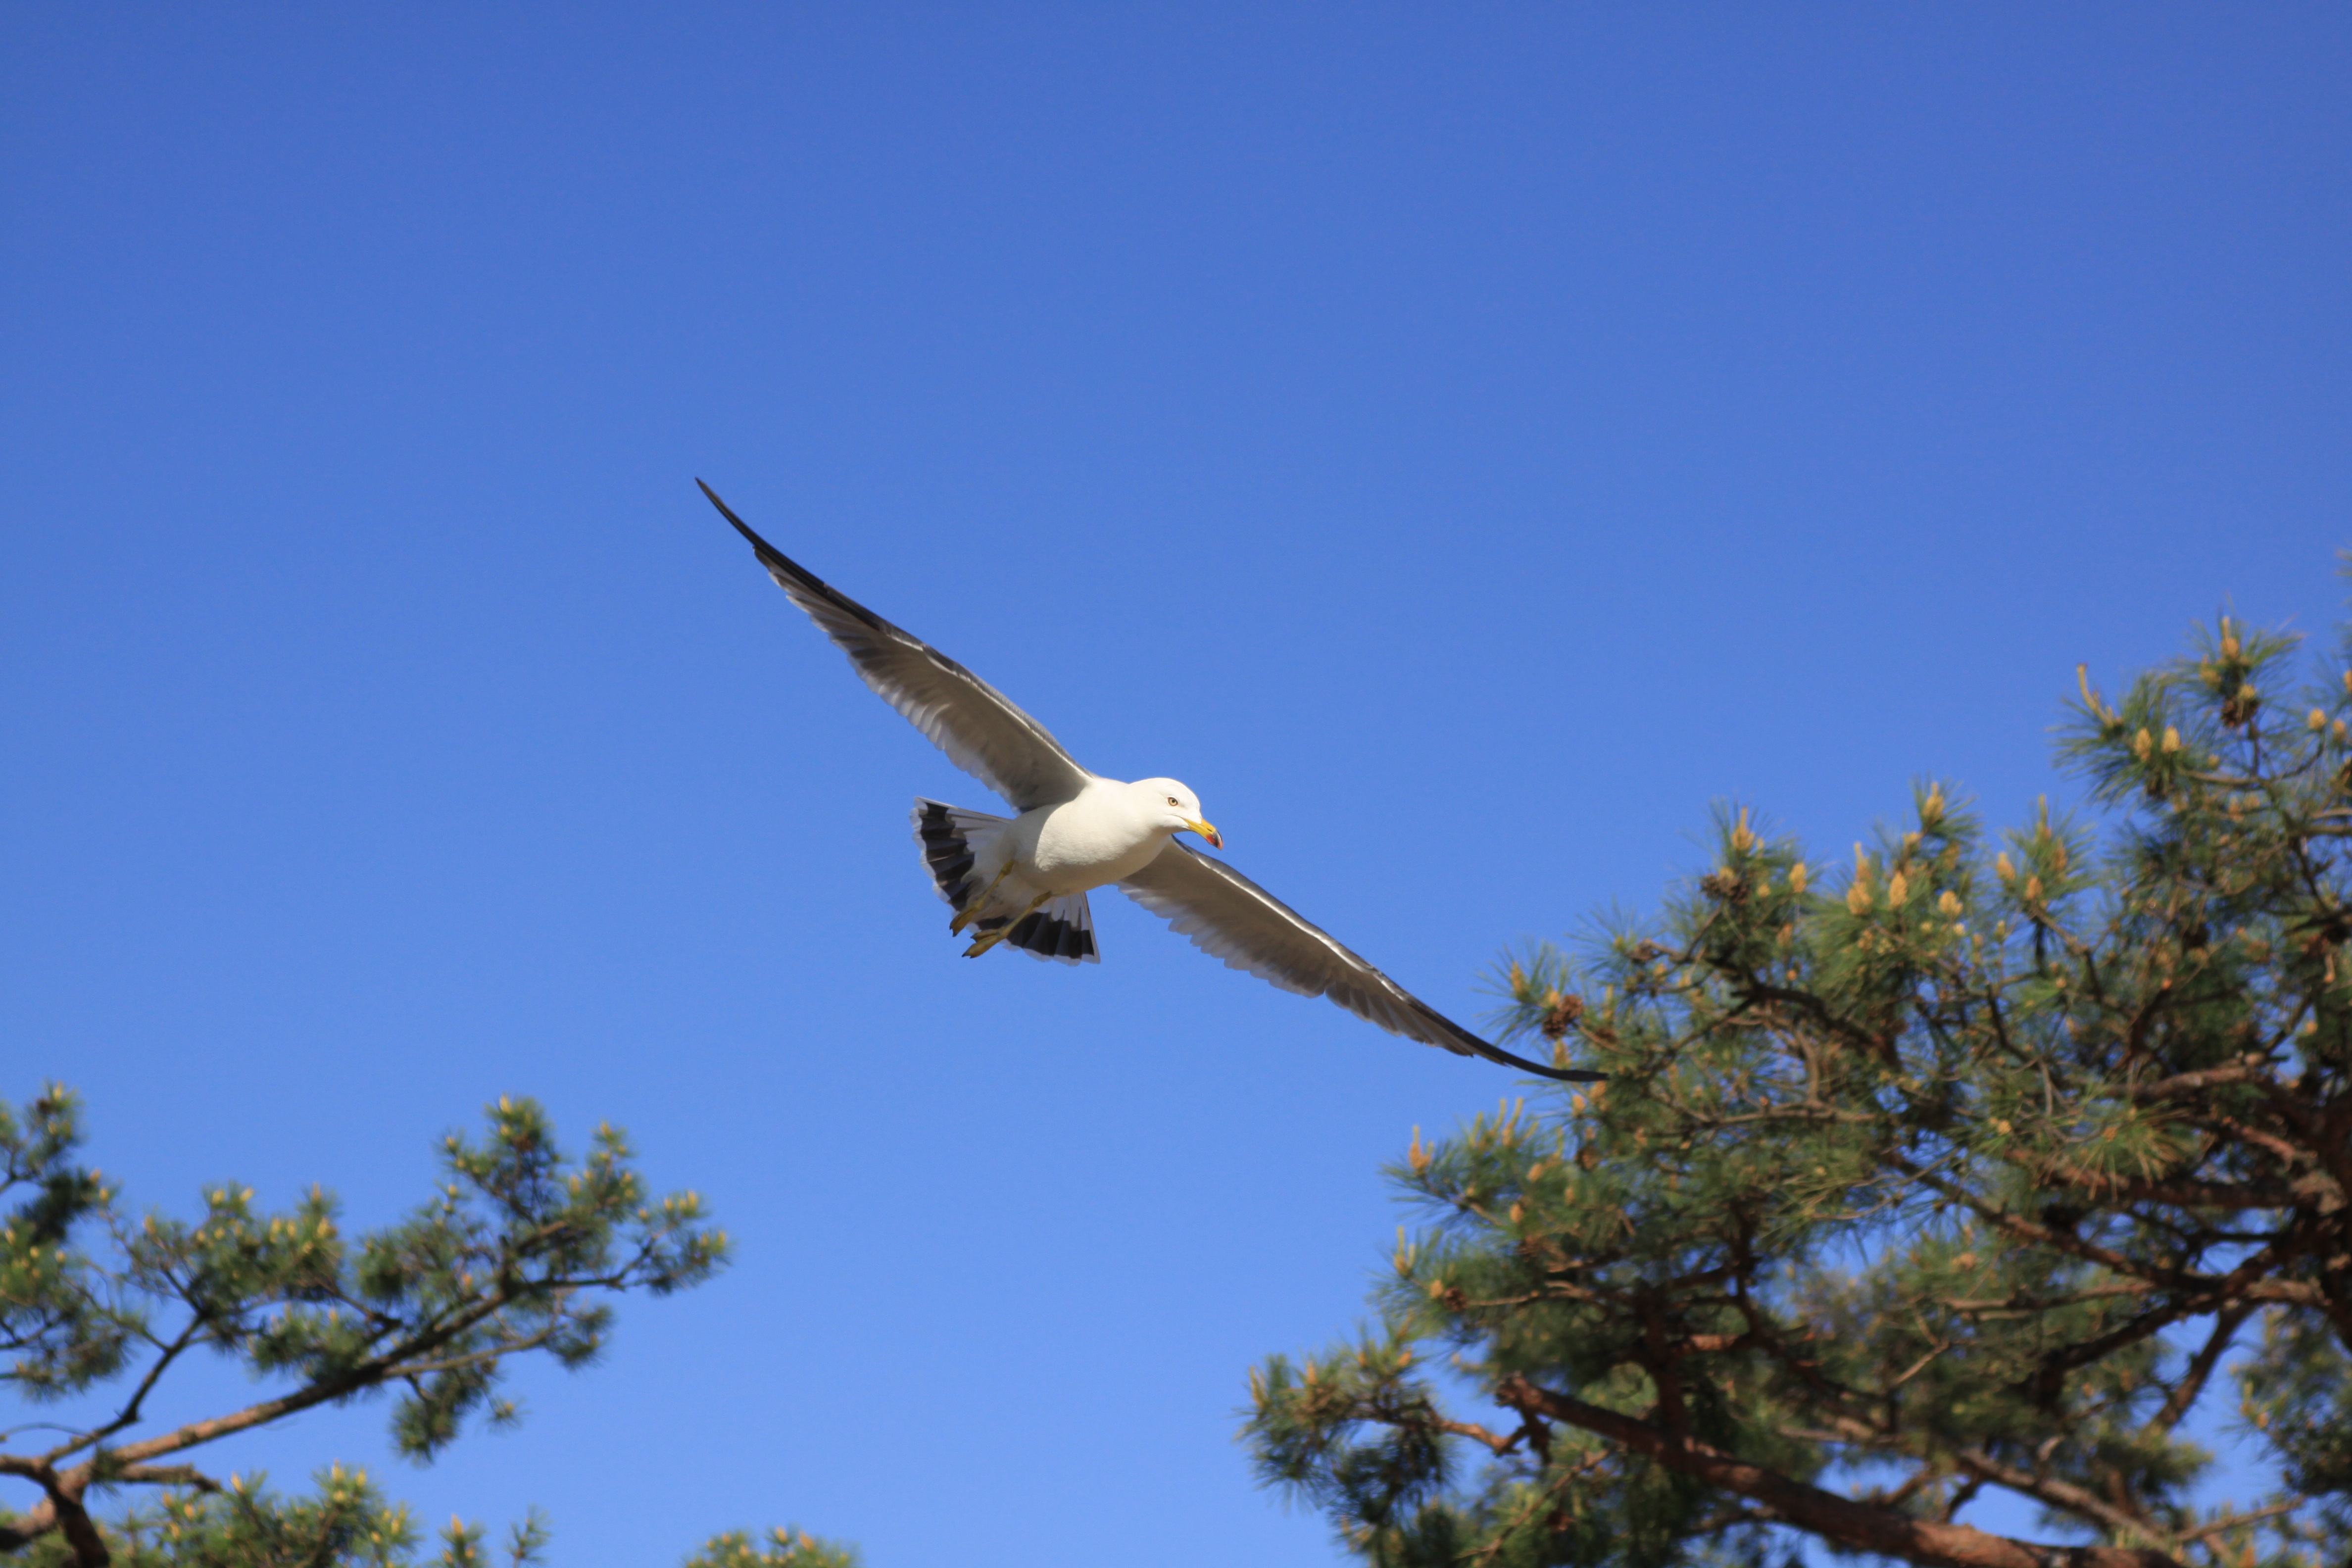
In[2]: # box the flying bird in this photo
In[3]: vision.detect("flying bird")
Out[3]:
[700,481,1601,1083]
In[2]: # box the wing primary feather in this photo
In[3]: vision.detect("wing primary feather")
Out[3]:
[1119,843,1606,1084]
[698,478,889,634]
[697,480,1093,811]
[1414,1011,1607,1082]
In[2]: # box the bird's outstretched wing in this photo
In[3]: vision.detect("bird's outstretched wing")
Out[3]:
[1119,842,1606,1082]
[701,481,1093,812]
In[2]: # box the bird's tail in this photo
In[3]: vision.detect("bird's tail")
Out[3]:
[1003,891,1097,965]
[911,800,1099,966]
[912,799,1007,914]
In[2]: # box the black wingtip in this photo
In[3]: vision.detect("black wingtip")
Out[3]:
[1470,1042,1608,1084]
[695,478,779,558]
[694,479,896,636]
[1426,1005,1607,1082]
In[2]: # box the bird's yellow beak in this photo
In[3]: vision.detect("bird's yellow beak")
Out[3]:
[1186,819,1223,850]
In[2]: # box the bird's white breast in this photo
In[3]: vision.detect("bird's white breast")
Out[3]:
[1013,779,1170,894]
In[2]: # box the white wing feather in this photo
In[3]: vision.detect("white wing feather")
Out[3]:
[1118,842,1602,1081]
[703,483,1092,812]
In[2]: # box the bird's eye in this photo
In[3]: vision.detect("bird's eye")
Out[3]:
[1166,796,1179,806]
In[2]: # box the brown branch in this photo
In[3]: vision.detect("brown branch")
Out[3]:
[89,1264,606,1470]
[1740,982,1890,1060]
[1731,1296,1874,1411]
[2149,1306,2250,1436]
[2177,1500,2295,1546]
[1951,1447,2172,1551]
[0,1495,56,1552]
[110,1461,221,1490]
[94,1365,375,1469]
[1894,1158,2167,1283]
[1494,1375,2180,1568]
[2265,1075,2352,1203]
[2027,1162,2296,1211]
[2189,1113,2305,1174]
[1940,1475,1987,1523]
[1887,1340,1951,1392]
[64,1317,206,1460]
[2022,1299,2203,1401]
[0,1460,108,1568]
[53,1491,106,1568]
[2116,1067,2257,1105]
[1430,1416,1523,1455]
[1943,1282,2155,1314]
[1638,1293,1690,1436]
[1463,1444,1608,1565]
[1690,1502,1785,1534]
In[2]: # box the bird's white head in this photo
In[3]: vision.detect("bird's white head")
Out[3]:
[1131,778,1221,850]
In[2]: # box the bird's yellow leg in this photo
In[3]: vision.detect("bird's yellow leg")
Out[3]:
[949,860,1018,936]
[963,891,1052,958]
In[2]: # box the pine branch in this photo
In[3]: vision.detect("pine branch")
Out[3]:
[1494,1375,2180,1568]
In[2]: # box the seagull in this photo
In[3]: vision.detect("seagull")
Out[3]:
[700,481,1601,1083]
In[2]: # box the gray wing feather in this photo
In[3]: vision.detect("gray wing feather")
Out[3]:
[1118,843,1603,1082]
[701,482,1092,811]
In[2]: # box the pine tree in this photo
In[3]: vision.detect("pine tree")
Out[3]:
[1247,605,2352,1567]
[0,1088,825,1566]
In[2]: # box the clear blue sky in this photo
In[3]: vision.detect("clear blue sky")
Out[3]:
[4,6,2347,1564]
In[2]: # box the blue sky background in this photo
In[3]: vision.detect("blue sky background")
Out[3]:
[4,6,2347,1564]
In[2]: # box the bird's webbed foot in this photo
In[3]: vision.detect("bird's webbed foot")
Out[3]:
[962,892,1051,957]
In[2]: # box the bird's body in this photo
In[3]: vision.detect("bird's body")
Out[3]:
[701,480,1601,1082]
[1004,779,1192,896]
[914,778,1210,963]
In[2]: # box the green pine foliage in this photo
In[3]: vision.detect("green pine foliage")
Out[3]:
[0,1091,767,1566]
[1,1091,127,1402]
[9,1468,549,1568]
[679,1526,861,1568]
[1246,609,2352,1568]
